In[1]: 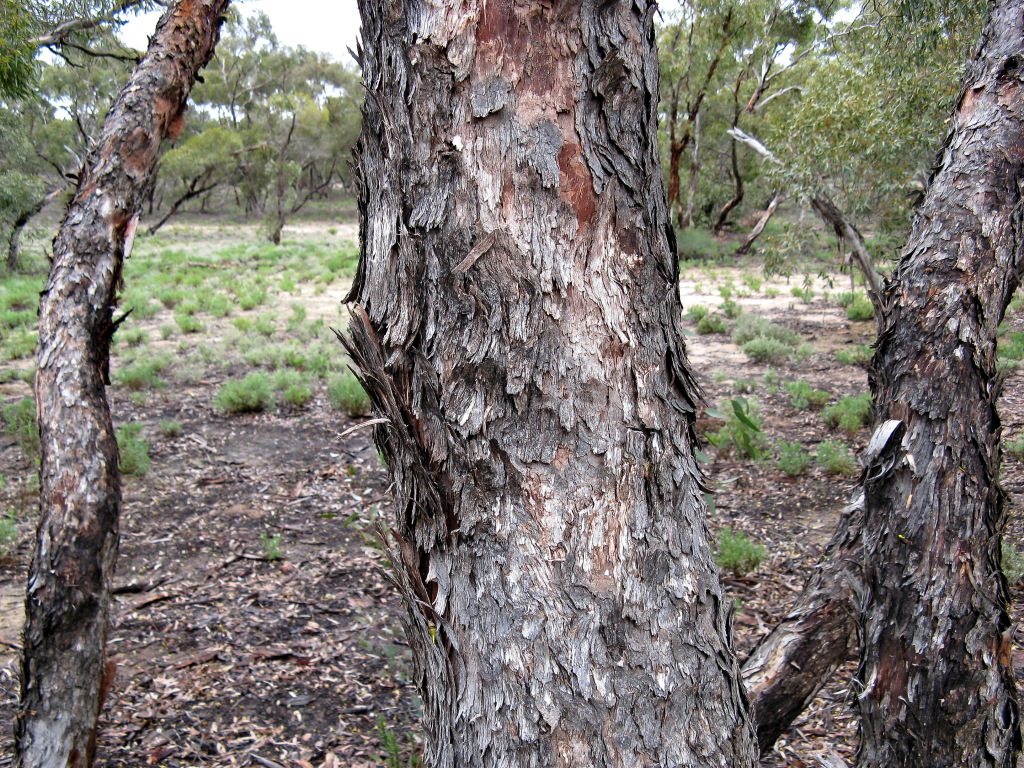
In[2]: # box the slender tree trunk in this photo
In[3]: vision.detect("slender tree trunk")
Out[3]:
[345,0,757,765]
[15,3,228,766]
[856,2,1024,762]
[713,140,743,235]
[682,111,700,229]
[734,192,780,256]
[6,188,63,272]
[809,195,883,311]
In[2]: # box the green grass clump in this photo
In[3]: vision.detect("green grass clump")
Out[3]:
[328,371,371,417]
[999,331,1024,362]
[733,378,757,394]
[117,423,150,477]
[159,420,182,438]
[783,380,830,410]
[821,393,872,432]
[695,313,727,335]
[716,528,766,577]
[741,337,792,364]
[833,292,856,308]
[846,297,875,322]
[116,359,165,391]
[260,531,283,561]
[775,440,811,477]
[721,298,742,319]
[816,440,858,476]
[791,285,814,303]
[742,274,762,293]
[0,511,16,556]
[685,305,709,322]
[175,313,205,334]
[283,383,312,407]
[836,345,873,366]
[731,315,801,347]
[1006,435,1024,459]
[675,228,735,261]
[1003,541,1024,586]
[215,373,274,414]
[2,397,40,461]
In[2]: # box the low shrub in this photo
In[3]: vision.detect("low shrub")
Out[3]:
[2,397,39,461]
[784,380,830,410]
[706,398,766,460]
[159,420,182,438]
[117,423,150,477]
[776,441,811,477]
[821,393,872,432]
[215,373,274,414]
[741,337,792,364]
[283,383,312,407]
[731,315,801,347]
[716,528,766,577]
[816,440,858,476]
[1003,541,1024,586]
[695,313,727,335]
[685,305,710,322]
[328,371,371,417]
[846,297,875,322]
[721,298,742,319]
[0,512,16,557]
[836,345,873,366]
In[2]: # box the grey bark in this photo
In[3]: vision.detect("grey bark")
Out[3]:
[856,2,1024,763]
[6,189,64,272]
[734,192,780,256]
[345,0,757,766]
[15,3,228,766]
[808,195,883,313]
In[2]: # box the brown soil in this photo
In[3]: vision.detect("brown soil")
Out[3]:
[2,259,1024,767]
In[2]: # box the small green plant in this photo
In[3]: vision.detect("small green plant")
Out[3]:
[695,313,727,335]
[764,287,780,298]
[776,440,811,477]
[706,398,767,460]
[721,298,742,319]
[833,291,856,308]
[733,378,757,394]
[1006,435,1024,459]
[715,528,766,577]
[283,383,312,407]
[1003,541,1024,586]
[159,323,175,340]
[116,358,168,391]
[377,717,421,768]
[821,393,872,432]
[783,380,830,410]
[731,315,801,347]
[215,373,274,414]
[836,345,873,366]
[159,420,182,438]
[175,313,205,334]
[741,336,792,364]
[816,440,858,476]
[791,285,814,302]
[260,531,283,561]
[742,274,762,293]
[117,423,151,477]
[120,327,148,347]
[328,371,372,417]
[999,331,1024,362]
[846,297,875,322]
[2,397,40,461]
[685,305,710,322]
[0,511,16,556]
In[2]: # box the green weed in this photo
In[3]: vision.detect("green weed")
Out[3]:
[260,531,283,561]
[328,371,372,417]
[716,528,766,577]
[215,373,274,414]
[2,397,39,462]
[846,297,875,322]
[117,423,150,477]
[159,420,183,438]
[695,313,727,335]
[821,394,872,433]
[1003,541,1024,586]
[836,345,873,366]
[775,441,811,477]
[706,398,767,460]
[784,380,830,410]
[816,440,857,476]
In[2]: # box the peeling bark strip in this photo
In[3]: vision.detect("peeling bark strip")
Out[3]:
[347,0,757,765]
[856,2,1024,764]
[16,3,228,767]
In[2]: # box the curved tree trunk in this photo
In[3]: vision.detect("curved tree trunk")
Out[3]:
[6,188,63,272]
[345,0,757,766]
[856,2,1024,763]
[15,3,228,766]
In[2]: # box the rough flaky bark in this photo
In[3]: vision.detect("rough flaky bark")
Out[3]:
[855,2,1024,763]
[346,0,757,766]
[15,3,228,766]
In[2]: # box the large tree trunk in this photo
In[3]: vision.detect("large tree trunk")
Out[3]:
[855,2,1024,763]
[15,3,228,766]
[345,0,757,766]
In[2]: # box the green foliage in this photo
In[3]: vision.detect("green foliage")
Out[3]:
[0,0,36,98]
[377,717,422,768]
[816,440,857,476]
[999,332,1024,362]
[741,337,792,364]
[783,380,830,410]
[715,528,766,578]
[733,378,757,394]
[1005,436,1024,460]
[675,228,734,261]
[731,314,801,347]
[119,327,148,347]
[283,383,312,407]
[695,312,727,335]
[721,298,742,319]
[1003,540,1024,586]
[836,345,873,366]
[215,373,274,414]
[685,305,710,322]
[260,531,283,561]
[846,297,875,322]
[775,440,811,477]
[707,397,766,460]
[821,393,872,433]
[328,371,371,417]
[159,420,183,438]
[116,423,150,478]
[116,358,167,391]
[2,396,39,461]
[0,510,16,556]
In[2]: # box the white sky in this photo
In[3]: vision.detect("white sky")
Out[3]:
[120,0,362,66]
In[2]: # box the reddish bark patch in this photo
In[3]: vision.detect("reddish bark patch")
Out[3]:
[558,132,596,227]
